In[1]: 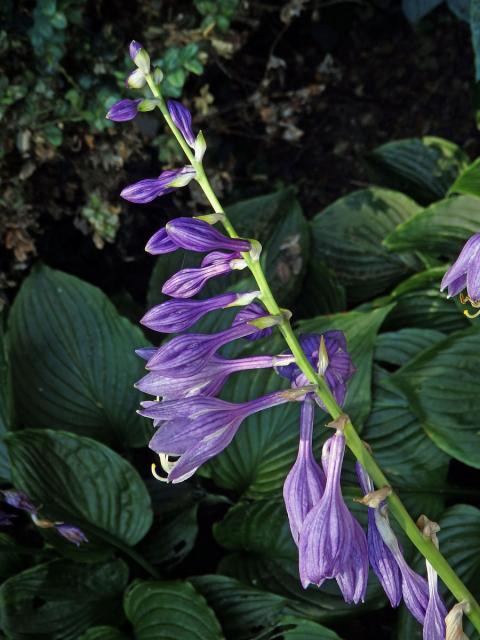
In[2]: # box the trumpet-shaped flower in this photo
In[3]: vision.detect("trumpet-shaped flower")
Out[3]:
[283,398,325,544]
[140,389,305,482]
[441,233,480,306]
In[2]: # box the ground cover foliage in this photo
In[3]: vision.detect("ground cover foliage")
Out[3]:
[2,2,480,639]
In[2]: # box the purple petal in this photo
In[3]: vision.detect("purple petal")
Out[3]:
[161,259,233,298]
[423,563,447,640]
[106,99,142,122]
[335,517,368,604]
[466,253,480,300]
[398,561,429,624]
[167,100,195,147]
[440,233,480,294]
[129,40,143,60]
[141,292,237,333]
[232,303,273,341]
[55,523,89,546]
[121,178,174,204]
[368,509,402,607]
[145,227,179,255]
[283,399,325,544]
[2,490,37,514]
[165,218,251,253]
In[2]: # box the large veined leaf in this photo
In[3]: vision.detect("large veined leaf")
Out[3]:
[449,157,480,196]
[6,429,153,549]
[365,137,468,204]
[8,264,149,447]
[190,575,287,640]
[402,0,443,22]
[214,500,385,622]
[0,533,28,581]
[388,326,480,468]
[207,306,391,497]
[310,188,421,303]
[123,580,224,640]
[384,194,480,256]
[0,559,128,640]
[295,260,347,318]
[0,316,11,481]
[374,328,446,367]
[397,504,480,640]
[79,627,128,640]
[378,268,470,333]
[270,616,342,640]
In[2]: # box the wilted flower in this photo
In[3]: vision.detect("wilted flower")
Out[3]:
[276,332,356,407]
[423,561,447,639]
[165,218,251,253]
[445,601,470,640]
[299,432,364,588]
[441,233,480,317]
[283,398,325,544]
[140,388,306,482]
[121,167,196,203]
[161,252,246,299]
[55,523,89,546]
[106,98,142,122]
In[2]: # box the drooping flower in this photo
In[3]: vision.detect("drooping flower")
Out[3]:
[106,98,142,122]
[1,490,37,514]
[356,462,402,607]
[276,332,356,407]
[55,523,89,546]
[165,218,251,253]
[145,319,280,377]
[232,302,275,341]
[161,252,246,299]
[167,100,195,147]
[141,291,258,334]
[136,352,295,400]
[121,167,196,203]
[336,517,369,604]
[283,398,325,544]
[299,432,361,588]
[140,388,306,482]
[423,561,447,639]
[441,233,480,316]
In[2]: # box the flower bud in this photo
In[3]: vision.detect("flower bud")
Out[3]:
[129,40,150,74]
[126,68,146,89]
[153,67,164,84]
[106,98,141,122]
[195,131,207,162]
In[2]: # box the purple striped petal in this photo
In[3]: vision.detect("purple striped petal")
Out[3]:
[121,168,195,204]
[55,524,89,546]
[1,490,37,514]
[167,100,195,147]
[423,562,447,640]
[335,517,369,604]
[161,256,235,298]
[106,99,142,122]
[283,398,325,544]
[141,292,237,333]
[441,233,480,299]
[145,228,179,255]
[165,218,251,253]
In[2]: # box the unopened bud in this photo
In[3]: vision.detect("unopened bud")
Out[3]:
[129,40,150,74]
[195,131,207,162]
[126,68,146,89]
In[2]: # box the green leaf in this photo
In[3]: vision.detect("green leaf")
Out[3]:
[124,580,224,640]
[384,194,480,256]
[449,157,480,196]
[0,559,128,640]
[378,268,470,333]
[296,260,347,318]
[402,0,443,22]
[214,500,384,622]
[0,533,28,581]
[208,306,391,497]
[8,264,149,447]
[190,574,287,640]
[366,137,468,204]
[310,188,421,303]
[388,326,480,468]
[226,188,310,306]
[6,429,153,549]
[79,628,127,640]
[271,615,342,639]
[0,316,12,481]
[374,328,446,367]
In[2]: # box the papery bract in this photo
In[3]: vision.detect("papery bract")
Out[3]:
[121,167,195,203]
[232,302,274,341]
[283,398,325,544]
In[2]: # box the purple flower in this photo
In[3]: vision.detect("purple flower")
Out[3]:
[283,398,325,544]
[145,321,275,377]
[106,99,142,122]
[121,167,196,204]
[167,100,195,147]
[423,562,447,640]
[129,40,150,74]
[298,432,356,588]
[232,303,274,341]
[136,352,294,400]
[1,490,37,514]
[140,389,303,482]
[161,252,245,299]
[145,227,179,254]
[55,523,89,546]
[129,40,143,60]
[165,218,251,253]
[335,517,368,604]
[276,332,356,407]
[0,511,16,526]
[141,292,237,333]
[356,463,402,607]
[441,233,480,301]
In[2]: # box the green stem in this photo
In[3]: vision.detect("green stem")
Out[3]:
[146,75,480,631]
